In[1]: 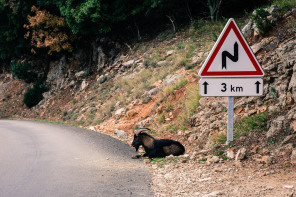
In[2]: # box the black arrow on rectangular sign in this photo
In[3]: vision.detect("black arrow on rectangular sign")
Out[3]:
[255,81,261,94]
[202,81,209,94]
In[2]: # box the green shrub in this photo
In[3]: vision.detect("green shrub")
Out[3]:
[272,0,296,14]
[251,8,272,36]
[23,81,48,108]
[11,62,37,83]
[234,111,269,138]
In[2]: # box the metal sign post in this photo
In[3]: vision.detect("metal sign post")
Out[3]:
[227,96,234,145]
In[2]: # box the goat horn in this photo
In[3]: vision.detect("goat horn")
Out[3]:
[135,128,151,135]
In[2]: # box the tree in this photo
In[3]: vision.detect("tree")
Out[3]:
[208,0,222,21]
[24,6,74,54]
[0,0,33,59]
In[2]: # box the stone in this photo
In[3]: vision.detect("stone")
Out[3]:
[261,156,273,165]
[211,156,220,163]
[80,80,88,91]
[157,60,168,66]
[69,80,76,87]
[122,60,135,67]
[75,70,87,78]
[46,55,67,90]
[98,75,107,84]
[266,116,285,138]
[115,108,125,116]
[191,56,203,64]
[89,126,96,131]
[280,135,296,146]
[202,191,221,197]
[251,146,260,153]
[227,149,235,159]
[114,129,128,138]
[291,149,296,164]
[145,88,161,97]
[162,74,182,87]
[288,64,296,101]
[166,50,175,56]
[242,19,253,38]
[235,148,246,161]
[96,46,107,72]
[290,120,296,132]
[268,5,281,17]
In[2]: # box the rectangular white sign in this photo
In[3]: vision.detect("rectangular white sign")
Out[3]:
[199,78,263,97]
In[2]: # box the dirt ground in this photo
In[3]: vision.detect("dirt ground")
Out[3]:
[148,158,296,197]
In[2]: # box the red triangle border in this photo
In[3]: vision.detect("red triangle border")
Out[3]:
[199,19,264,77]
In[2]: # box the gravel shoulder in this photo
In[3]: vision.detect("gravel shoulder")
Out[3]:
[146,156,296,197]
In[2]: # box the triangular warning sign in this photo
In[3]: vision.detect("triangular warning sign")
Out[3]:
[198,18,264,77]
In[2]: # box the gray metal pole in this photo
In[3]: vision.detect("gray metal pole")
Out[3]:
[227,96,234,145]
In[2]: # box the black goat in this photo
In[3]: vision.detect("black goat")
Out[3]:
[132,128,185,159]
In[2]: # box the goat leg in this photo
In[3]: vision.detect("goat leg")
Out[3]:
[131,154,142,159]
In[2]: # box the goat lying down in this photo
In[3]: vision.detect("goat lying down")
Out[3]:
[132,128,185,159]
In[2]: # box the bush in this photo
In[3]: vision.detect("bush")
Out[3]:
[251,8,272,36]
[10,62,37,83]
[234,111,269,138]
[23,81,48,108]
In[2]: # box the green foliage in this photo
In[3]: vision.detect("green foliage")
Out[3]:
[10,62,37,83]
[208,0,222,22]
[159,113,166,124]
[173,78,188,90]
[222,156,229,161]
[234,112,269,138]
[272,0,296,14]
[251,8,272,36]
[58,0,163,35]
[0,1,32,59]
[213,133,227,144]
[23,81,49,108]
[214,150,224,156]
[200,158,206,162]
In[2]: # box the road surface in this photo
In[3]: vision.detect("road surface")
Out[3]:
[0,120,152,197]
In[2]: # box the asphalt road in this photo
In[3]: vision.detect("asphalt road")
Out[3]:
[0,120,152,197]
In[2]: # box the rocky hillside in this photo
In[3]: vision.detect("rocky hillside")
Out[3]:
[1,4,296,167]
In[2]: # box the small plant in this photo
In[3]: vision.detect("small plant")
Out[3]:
[211,32,218,41]
[166,124,179,133]
[173,78,188,91]
[23,81,48,108]
[11,62,38,83]
[72,99,77,105]
[166,103,173,112]
[176,42,185,49]
[200,158,206,162]
[213,133,227,144]
[222,156,229,161]
[269,86,277,99]
[159,113,166,124]
[251,8,272,36]
[184,64,196,70]
[214,151,224,156]
[144,60,158,68]
[174,54,187,67]
[142,96,152,104]
[151,157,167,168]
[234,111,269,138]
[272,0,296,14]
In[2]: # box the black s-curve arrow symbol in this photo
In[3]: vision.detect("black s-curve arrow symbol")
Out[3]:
[203,81,209,94]
[255,81,261,94]
[222,42,239,70]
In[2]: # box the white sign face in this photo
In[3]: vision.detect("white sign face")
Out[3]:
[198,18,264,77]
[199,78,263,97]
